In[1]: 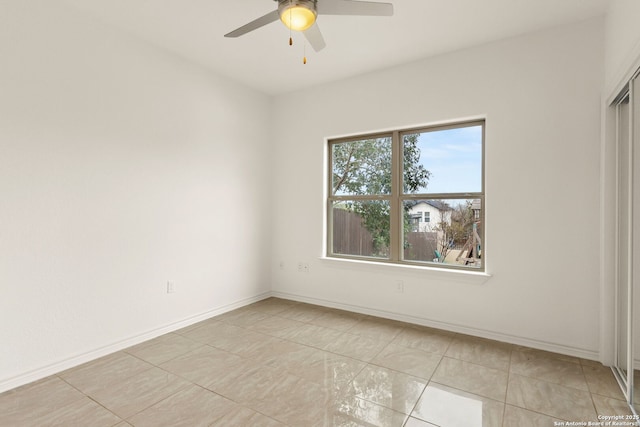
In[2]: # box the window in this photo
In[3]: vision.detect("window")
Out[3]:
[328,120,484,270]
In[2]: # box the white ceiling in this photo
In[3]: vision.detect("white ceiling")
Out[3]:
[62,0,610,95]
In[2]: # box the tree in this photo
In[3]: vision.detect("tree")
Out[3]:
[332,134,430,255]
[430,200,476,262]
[403,134,431,194]
[449,201,475,243]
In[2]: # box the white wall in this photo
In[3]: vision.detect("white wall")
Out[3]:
[604,0,640,93]
[0,1,272,391]
[271,18,604,358]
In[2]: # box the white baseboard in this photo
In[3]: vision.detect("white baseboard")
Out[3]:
[0,292,271,394]
[0,290,607,394]
[271,291,601,362]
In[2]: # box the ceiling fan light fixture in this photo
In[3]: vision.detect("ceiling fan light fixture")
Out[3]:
[278,0,317,32]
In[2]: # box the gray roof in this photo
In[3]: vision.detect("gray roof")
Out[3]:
[406,200,451,211]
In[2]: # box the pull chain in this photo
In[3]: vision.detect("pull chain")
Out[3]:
[289,2,293,46]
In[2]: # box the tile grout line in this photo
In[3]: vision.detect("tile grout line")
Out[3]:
[501,346,514,427]
[55,374,125,425]
[582,359,602,421]
[6,298,629,426]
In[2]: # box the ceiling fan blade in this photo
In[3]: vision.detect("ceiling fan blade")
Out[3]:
[318,0,393,16]
[224,10,280,38]
[303,22,326,52]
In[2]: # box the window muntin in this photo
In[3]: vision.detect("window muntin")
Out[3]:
[328,120,484,271]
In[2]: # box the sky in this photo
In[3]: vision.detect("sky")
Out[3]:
[410,125,483,194]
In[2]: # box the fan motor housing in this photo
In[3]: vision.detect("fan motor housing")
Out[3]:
[277,0,318,32]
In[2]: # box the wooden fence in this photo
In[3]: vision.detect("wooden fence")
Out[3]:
[404,232,439,261]
[332,208,375,256]
[332,208,438,260]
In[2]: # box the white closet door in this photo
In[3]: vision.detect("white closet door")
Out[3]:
[616,90,632,395]
[632,73,640,412]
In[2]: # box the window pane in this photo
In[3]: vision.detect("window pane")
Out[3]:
[403,199,482,268]
[403,125,482,194]
[332,200,390,258]
[332,137,392,196]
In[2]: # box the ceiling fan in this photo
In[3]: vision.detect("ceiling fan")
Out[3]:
[224,0,394,53]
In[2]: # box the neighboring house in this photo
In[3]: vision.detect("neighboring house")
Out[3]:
[407,200,452,232]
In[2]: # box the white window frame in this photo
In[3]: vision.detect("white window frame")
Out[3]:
[327,120,485,272]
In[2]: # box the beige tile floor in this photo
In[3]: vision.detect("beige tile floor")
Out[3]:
[0,297,636,427]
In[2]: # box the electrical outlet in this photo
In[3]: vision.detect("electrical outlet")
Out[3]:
[167,281,175,294]
[395,280,404,293]
[298,262,310,273]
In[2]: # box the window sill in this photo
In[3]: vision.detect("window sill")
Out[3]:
[318,256,492,285]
